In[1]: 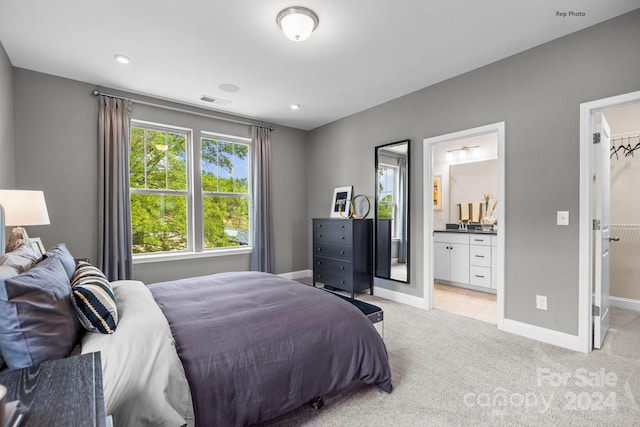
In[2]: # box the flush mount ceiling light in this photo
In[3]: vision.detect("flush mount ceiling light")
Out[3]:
[113,54,130,64]
[276,6,319,42]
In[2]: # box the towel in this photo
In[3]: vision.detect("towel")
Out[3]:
[471,202,482,223]
[459,203,470,221]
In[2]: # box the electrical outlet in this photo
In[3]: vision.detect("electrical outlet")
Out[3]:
[536,295,548,310]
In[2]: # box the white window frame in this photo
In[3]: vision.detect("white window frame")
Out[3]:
[130,121,252,263]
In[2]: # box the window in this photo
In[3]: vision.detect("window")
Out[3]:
[129,121,251,257]
[201,134,250,249]
[377,163,399,238]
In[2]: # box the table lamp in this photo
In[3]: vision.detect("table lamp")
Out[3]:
[0,190,50,255]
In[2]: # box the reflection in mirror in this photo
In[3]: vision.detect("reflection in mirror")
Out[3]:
[375,139,410,283]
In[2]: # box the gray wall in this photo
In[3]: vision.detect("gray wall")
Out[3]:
[307,10,640,335]
[0,41,14,188]
[13,70,309,284]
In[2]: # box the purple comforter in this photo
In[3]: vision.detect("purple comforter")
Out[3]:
[149,271,392,427]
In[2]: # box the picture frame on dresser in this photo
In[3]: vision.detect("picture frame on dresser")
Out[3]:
[330,186,353,218]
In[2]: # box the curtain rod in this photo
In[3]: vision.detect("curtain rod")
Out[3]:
[91,90,274,131]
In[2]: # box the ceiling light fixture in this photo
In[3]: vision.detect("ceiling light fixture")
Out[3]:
[276,6,319,42]
[113,54,130,64]
[290,104,301,110]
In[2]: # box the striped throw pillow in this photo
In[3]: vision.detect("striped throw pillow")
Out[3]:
[70,261,118,334]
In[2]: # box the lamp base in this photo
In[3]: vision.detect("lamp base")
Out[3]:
[5,227,29,253]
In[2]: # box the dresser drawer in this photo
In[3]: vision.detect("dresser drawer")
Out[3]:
[313,269,353,291]
[313,243,352,261]
[470,245,491,267]
[313,228,352,245]
[470,266,491,288]
[469,234,491,246]
[314,219,352,231]
[314,256,351,274]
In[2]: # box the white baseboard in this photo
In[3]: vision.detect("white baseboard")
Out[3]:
[278,269,312,280]
[373,286,427,309]
[502,318,586,353]
[610,296,640,312]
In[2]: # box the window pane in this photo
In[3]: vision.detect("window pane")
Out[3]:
[131,193,187,254]
[378,166,395,219]
[130,127,146,189]
[201,138,219,192]
[233,144,249,193]
[130,127,187,191]
[218,141,233,192]
[203,196,249,248]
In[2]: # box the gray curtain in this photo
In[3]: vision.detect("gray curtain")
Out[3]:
[398,157,408,264]
[250,126,274,273]
[97,95,133,281]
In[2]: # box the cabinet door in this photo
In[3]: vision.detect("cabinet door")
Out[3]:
[449,243,470,283]
[434,242,451,281]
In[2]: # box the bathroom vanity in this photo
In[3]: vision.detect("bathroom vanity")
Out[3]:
[434,229,498,293]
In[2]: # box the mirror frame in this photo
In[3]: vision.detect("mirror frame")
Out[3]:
[374,139,410,283]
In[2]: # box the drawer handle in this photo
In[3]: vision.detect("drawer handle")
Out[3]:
[319,234,322,238]
[341,236,345,239]
[340,251,345,254]
[474,239,484,242]
[475,275,485,278]
[317,248,322,251]
[339,266,344,270]
[475,255,485,258]
[316,261,322,265]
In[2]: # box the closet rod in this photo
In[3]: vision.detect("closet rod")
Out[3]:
[91,89,274,131]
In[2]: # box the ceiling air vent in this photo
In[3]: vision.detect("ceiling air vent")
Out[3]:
[200,95,230,106]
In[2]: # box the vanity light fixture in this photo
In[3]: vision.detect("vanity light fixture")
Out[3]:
[276,6,319,41]
[446,145,479,161]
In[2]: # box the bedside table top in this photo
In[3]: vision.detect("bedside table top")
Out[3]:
[0,352,106,426]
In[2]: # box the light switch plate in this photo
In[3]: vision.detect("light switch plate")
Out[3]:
[557,211,569,226]
[536,295,548,310]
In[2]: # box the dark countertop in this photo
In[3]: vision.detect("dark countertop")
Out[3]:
[434,229,497,235]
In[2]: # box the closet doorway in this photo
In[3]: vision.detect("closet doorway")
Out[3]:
[423,122,505,329]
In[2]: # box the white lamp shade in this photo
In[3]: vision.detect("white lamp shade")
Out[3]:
[0,190,51,226]
[277,7,319,42]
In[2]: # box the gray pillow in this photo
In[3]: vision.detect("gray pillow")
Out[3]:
[0,255,81,369]
[0,244,39,273]
[44,243,76,280]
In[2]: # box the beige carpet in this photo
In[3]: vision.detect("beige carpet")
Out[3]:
[258,290,640,426]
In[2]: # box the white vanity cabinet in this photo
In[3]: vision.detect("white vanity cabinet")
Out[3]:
[469,234,491,288]
[434,231,497,293]
[434,233,469,284]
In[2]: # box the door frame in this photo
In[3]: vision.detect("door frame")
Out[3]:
[423,121,505,329]
[578,90,640,353]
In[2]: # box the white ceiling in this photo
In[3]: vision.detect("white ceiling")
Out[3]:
[0,1,638,131]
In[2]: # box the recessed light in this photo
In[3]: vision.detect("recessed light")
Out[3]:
[114,54,130,64]
[290,104,301,110]
[219,83,240,93]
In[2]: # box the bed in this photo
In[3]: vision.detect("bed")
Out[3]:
[0,244,392,426]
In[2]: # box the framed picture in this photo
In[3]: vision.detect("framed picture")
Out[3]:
[29,237,45,257]
[330,186,353,218]
[433,175,442,210]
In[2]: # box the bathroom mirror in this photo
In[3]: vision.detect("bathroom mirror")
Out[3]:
[375,139,410,283]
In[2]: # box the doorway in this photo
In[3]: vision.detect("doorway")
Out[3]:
[579,90,640,353]
[423,122,505,329]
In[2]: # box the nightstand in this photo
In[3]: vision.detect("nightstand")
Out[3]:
[0,352,107,426]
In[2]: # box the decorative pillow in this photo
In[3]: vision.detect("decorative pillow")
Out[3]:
[0,255,81,369]
[70,262,118,334]
[0,244,39,273]
[44,243,76,280]
[0,265,20,279]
